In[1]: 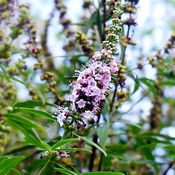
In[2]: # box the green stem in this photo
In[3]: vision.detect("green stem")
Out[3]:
[88,111,101,171]
[109,85,118,114]
[38,157,51,175]
[121,24,131,65]
[110,23,131,114]
[0,64,10,80]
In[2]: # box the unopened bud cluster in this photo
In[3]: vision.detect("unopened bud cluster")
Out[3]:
[55,0,73,38]
[0,80,16,117]
[40,71,57,94]
[114,64,128,108]
[102,1,123,52]
[149,84,163,130]
[120,0,138,47]
[82,0,92,9]
[164,32,175,53]
[0,0,16,21]
[0,120,11,154]
[75,31,95,56]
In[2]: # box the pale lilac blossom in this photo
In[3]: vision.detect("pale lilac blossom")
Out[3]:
[56,49,118,127]
[76,99,86,108]
[58,151,70,158]
[55,107,69,127]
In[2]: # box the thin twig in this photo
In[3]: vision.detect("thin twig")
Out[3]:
[98,152,103,171]
[109,24,131,115]
[121,24,131,65]
[121,91,150,115]
[88,111,101,171]
[102,0,106,41]
[163,162,174,175]
[109,85,118,113]
[41,9,55,68]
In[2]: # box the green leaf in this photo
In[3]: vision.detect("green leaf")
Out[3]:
[57,148,92,153]
[96,10,103,42]
[127,72,140,94]
[128,123,142,134]
[132,76,140,94]
[38,158,51,175]
[97,124,108,148]
[51,138,79,150]
[5,145,35,155]
[5,114,44,131]
[8,168,21,175]
[55,164,77,175]
[14,100,56,108]
[0,156,24,175]
[80,172,124,175]
[157,70,175,78]
[55,168,77,175]
[73,133,107,157]
[85,11,98,33]
[7,120,50,150]
[160,80,175,86]
[13,107,55,121]
[139,78,157,95]
[106,144,127,156]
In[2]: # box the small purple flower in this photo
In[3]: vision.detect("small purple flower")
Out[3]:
[82,110,98,121]
[56,107,69,127]
[92,51,101,60]
[76,99,86,108]
[87,77,96,87]
[59,151,70,158]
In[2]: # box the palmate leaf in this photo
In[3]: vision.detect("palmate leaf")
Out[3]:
[0,156,24,175]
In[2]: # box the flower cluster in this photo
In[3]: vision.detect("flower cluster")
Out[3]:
[56,49,118,127]
[55,1,123,128]
[40,150,69,159]
[69,51,116,112]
